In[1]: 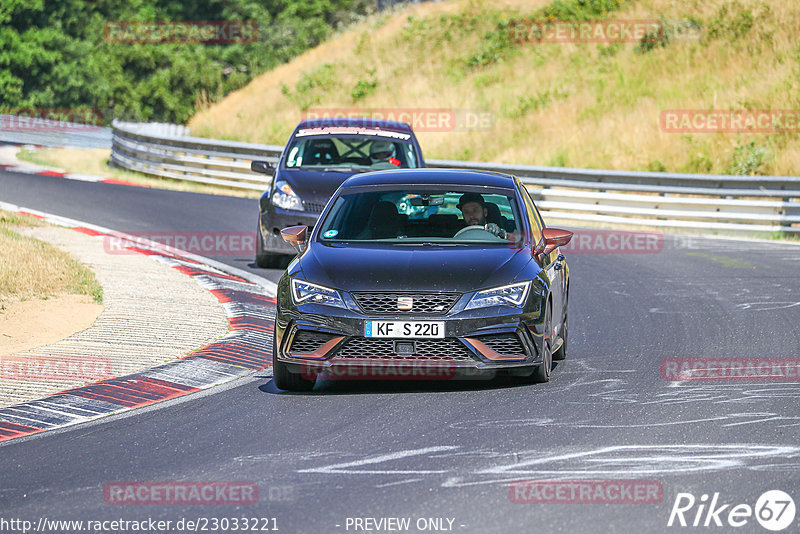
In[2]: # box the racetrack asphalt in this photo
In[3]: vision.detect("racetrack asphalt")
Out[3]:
[2,168,800,533]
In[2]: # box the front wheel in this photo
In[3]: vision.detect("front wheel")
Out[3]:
[531,305,553,383]
[256,222,285,269]
[553,310,567,361]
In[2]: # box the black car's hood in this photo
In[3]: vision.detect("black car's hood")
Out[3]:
[278,168,358,201]
[298,243,533,293]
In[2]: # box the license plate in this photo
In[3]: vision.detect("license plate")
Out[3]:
[364,321,445,339]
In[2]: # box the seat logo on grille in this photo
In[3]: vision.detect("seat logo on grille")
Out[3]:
[397,296,413,310]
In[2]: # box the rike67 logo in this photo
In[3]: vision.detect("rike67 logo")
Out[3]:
[668,490,796,531]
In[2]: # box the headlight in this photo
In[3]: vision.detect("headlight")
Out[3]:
[291,279,345,309]
[465,281,531,310]
[272,180,303,211]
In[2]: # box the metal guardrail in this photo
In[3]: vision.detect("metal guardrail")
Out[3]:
[111,120,800,233]
[111,120,282,191]
[0,114,112,149]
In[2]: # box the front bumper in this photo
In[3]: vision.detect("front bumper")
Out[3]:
[275,293,546,379]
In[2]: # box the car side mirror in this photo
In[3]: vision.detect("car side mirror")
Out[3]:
[534,228,574,258]
[281,225,308,253]
[251,160,275,176]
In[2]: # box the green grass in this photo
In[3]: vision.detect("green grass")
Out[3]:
[0,210,103,306]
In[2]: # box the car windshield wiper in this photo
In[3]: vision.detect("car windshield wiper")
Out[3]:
[321,166,373,173]
[393,241,467,246]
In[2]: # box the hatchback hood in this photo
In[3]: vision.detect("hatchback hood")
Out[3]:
[298,243,533,293]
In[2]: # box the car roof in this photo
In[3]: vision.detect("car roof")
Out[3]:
[296,117,413,134]
[341,168,517,189]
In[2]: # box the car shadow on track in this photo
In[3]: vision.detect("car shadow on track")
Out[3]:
[257,363,562,396]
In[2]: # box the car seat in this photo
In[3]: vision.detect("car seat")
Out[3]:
[485,202,517,232]
[304,139,339,165]
[367,201,402,239]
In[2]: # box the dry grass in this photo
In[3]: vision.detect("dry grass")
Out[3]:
[18,148,261,199]
[0,210,103,309]
[189,0,800,176]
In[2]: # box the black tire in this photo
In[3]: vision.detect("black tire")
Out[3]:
[272,335,316,391]
[553,310,567,361]
[531,304,553,383]
[256,222,284,269]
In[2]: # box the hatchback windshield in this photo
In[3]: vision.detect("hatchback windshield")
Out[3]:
[285,134,419,171]
[318,189,521,244]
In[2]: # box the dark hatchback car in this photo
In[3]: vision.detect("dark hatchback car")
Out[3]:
[272,169,574,391]
[251,117,425,268]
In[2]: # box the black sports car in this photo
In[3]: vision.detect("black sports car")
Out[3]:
[272,168,573,391]
[251,117,425,268]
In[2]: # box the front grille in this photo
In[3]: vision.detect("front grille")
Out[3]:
[333,338,475,361]
[302,201,326,214]
[289,330,337,354]
[352,292,460,316]
[476,333,527,358]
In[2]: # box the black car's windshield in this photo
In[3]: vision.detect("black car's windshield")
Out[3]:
[318,188,521,244]
[285,132,419,171]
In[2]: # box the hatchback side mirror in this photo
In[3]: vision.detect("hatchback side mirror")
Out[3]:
[251,160,275,176]
[534,228,574,257]
[281,225,308,253]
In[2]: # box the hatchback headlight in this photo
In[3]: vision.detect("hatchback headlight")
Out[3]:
[272,180,303,211]
[465,281,531,310]
[291,279,345,309]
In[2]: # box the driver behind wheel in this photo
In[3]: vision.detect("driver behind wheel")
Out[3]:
[369,141,400,167]
[456,193,507,238]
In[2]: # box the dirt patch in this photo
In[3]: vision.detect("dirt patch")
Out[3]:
[0,294,103,356]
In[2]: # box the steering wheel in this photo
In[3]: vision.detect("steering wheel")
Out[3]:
[453,225,492,237]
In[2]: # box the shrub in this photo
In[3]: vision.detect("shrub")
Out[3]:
[351,70,377,101]
[283,63,338,110]
[726,141,772,175]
